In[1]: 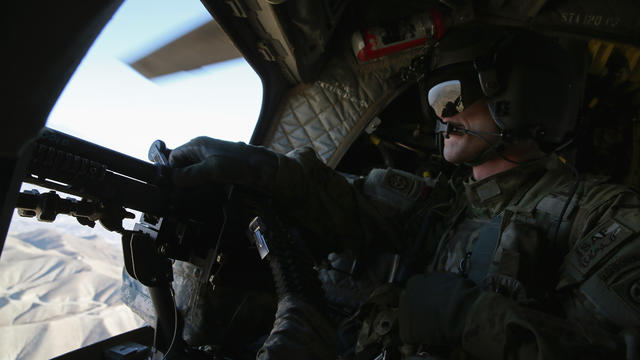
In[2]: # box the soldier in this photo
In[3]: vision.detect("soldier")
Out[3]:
[168,26,640,359]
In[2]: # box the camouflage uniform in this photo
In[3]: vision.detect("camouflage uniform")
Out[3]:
[270,146,640,359]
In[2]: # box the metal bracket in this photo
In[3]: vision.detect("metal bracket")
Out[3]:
[249,216,270,259]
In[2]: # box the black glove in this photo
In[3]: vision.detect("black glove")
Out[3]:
[257,295,337,360]
[168,136,279,194]
[399,272,481,348]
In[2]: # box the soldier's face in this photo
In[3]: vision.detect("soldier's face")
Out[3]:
[440,99,500,164]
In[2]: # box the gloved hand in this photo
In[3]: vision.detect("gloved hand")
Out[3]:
[399,272,482,348]
[168,136,279,194]
[257,295,337,360]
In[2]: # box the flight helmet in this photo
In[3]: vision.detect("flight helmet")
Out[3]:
[422,25,579,152]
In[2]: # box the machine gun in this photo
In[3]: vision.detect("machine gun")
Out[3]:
[14,127,249,357]
[14,127,324,359]
[16,127,230,261]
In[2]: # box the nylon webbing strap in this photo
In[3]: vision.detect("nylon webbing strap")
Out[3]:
[467,215,503,285]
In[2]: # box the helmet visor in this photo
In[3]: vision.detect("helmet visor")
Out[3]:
[423,63,484,119]
[427,80,464,118]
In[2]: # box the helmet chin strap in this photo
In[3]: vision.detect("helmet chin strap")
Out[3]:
[456,127,506,166]
[463,129,546,167]
[463,138,507,167]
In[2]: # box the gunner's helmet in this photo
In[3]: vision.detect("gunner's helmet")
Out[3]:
[422,25,579,150]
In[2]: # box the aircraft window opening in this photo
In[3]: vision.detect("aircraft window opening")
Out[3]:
[2,0,262,358]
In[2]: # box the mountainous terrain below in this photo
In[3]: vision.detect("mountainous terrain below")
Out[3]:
[0,215,145,360]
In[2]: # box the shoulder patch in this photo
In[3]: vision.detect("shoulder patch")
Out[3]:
[579,252,640,328]
[566,220,635,280]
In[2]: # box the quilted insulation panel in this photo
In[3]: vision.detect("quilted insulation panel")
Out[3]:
[264,47,422,168]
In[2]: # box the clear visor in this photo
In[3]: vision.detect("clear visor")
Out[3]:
[427,80,464,118]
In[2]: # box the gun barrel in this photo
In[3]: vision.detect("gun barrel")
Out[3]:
[37,127,161,184]
[22,127,172,217]
[19,127,227,228]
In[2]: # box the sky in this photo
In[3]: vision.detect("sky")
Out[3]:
[46,0,263,161]
[9,0,263,242]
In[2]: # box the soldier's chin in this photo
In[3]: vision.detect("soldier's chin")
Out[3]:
[442,149,465,164]
[443,143,481,164]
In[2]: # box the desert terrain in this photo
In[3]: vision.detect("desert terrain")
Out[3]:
[0,213,145,359]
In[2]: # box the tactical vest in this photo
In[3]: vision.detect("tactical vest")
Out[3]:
[429,159,638,307]
[445,168,580,301]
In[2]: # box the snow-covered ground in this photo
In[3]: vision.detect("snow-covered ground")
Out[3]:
[0,213,145,359]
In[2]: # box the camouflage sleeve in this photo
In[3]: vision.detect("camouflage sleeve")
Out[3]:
[562,185,640,326]
[461,291,625,359]
[462,187,640,359]
[271,147,401,258]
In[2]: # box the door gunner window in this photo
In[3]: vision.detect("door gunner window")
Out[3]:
[1,0,261,358]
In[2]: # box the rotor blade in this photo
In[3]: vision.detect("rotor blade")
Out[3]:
[129,20,242,79]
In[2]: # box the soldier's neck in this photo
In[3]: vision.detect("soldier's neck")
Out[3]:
[472,158,518,181]
[472,142,543,181]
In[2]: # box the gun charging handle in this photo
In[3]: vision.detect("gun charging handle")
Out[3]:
[149,140,172,166]
[148,140,175,186]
